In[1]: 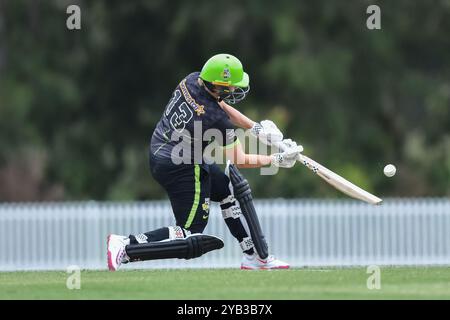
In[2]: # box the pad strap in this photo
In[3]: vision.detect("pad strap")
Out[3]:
[220,195,242,219]
[220,195,236,205]
[134,233,148,244]
[168,226,188,240]
[239,237,255,251]
[221,205,242,219]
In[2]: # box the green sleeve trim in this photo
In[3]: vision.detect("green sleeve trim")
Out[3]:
[223,138,241,150]
[184,164,201,229]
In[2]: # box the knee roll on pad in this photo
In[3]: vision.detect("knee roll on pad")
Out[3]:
[227,164,269,259]
[126,234,224,261]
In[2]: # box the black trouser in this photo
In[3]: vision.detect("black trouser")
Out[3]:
[150,155,230,233]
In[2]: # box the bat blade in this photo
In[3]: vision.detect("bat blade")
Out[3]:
[297,154,382,205]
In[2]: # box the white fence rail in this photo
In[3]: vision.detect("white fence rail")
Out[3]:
[0,198,449,271]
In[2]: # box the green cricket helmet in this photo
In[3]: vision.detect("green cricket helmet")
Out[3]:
[199,53,250,104]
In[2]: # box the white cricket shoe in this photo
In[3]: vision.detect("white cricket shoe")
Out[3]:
[107,234,129,271]
[241,253,290,270]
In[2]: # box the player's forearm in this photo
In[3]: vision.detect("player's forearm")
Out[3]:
[218,100,255,129]
[224,139,272,168]
[235,154,272,169]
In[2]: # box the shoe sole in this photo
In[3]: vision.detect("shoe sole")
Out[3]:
[241,265,290,270]
[107,234,116,271]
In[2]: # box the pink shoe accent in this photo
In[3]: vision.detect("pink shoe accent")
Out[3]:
[116,249,123,265]
[256,257,268,264]
[240,265,255,270]
[107,235,115,271]
[271,265,290,269]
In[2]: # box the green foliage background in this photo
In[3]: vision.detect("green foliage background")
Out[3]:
[0,0,449,201]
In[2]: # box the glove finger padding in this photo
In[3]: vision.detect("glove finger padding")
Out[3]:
[251,120,283,146]
[271,152,297,168]
[284,145,303,158]
[271,141,303,168]
[279,138,304,153]
[261,120,283,143]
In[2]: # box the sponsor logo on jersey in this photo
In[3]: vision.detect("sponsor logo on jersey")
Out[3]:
[195,105,205,116]
[202,198,210,213]
[180,79,205,116]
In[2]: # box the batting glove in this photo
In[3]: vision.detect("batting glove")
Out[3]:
[271,139,303,168]
[251,120,284,146]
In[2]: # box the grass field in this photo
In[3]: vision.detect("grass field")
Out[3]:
[1,267,450,299]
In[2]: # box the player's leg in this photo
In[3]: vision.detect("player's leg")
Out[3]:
[164,164,212,235]
[107,230,223,270]
[126,162,210,246]
[137,161,219,243]
[209,163,255,255]
[108,227,189,271]
[126,164,223,261]
[107,160,187,270]
[107,162,222,271]
[209,163,289,270]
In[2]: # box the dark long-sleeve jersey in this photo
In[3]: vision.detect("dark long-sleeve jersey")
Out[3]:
[150,72,238,166]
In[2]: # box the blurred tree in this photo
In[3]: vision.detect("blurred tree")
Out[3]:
[0,0,448,201]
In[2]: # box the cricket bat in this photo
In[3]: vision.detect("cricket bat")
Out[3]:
[275,142,383,205]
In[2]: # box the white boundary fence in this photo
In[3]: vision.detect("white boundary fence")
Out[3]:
[0,198,449,271]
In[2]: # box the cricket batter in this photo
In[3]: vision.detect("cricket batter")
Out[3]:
[107,54,302,271]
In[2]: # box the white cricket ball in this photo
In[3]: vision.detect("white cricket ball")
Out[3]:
[383,164,396,177]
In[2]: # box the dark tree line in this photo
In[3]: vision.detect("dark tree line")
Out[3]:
[0,0,449,201]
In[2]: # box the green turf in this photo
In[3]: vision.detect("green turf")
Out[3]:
[1,267,450,299]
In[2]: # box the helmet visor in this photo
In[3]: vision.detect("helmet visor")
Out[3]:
[220,85,250,104]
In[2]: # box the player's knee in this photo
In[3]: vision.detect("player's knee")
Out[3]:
[209,165,233,202]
